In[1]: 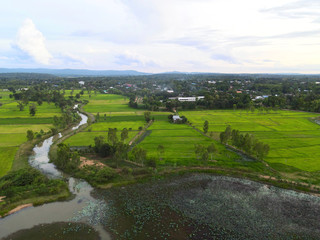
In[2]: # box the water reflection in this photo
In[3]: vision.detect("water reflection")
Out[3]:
[0,110,110,240]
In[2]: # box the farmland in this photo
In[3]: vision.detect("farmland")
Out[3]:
[65,94,146,146]
[0,92,60,177]
[65,93,272,175]
[181,110,320,172]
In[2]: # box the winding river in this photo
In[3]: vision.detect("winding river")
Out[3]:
[0,109,111,240]
[2,109,320,239]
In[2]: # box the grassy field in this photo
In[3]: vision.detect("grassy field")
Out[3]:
[67,94,271,174]
[138,119,240,166]
[181,110,320,171]
[0,100,60,177]
[0,90,14,104]
[66,94,147,146]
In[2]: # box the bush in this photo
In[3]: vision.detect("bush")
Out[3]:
[146,158,157,168]
[95,167,116,183]
[132,168,152,176]
[122,167,133,175]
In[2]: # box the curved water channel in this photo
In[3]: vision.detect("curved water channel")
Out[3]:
[2,108,320,239]
[0,109,111,240]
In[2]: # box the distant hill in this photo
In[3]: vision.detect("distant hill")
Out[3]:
[0,68,150,77]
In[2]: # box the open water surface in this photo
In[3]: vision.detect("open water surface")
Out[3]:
[1,109,320,239]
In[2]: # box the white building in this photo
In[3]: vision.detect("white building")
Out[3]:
[169,96,204,102]
[173,115,182,122]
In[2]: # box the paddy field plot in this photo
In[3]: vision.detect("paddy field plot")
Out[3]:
[181,110,320,171]
[66,94,147,146]
[0,101,60,177]
[69,94,269,172]
[138,119,240,166]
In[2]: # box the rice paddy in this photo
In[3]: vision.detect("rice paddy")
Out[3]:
[181,110,320,171]
[0,99,60,177]
[67,93,268,172]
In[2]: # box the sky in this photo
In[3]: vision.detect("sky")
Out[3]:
[0,0,320,73]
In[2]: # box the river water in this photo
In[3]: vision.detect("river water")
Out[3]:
[0,110,111,240]
[2,109,320,239]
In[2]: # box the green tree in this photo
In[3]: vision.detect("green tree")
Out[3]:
[207,143,217,161]
[224,125,232,141]
[26,130,34,141]
[108,128,118,145]
[121,128,129,142]
[114,142,129,167]
[17,101,24,111]
[131,146,147,165]
[203,120,209,134]
[144,111,151,122]
[220,132,227,144]
[194,144,205,160]
[56,143,80,172]
[29,103,37,116]
[201,150,209,165]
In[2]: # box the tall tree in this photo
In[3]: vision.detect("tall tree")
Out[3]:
[121,128,129,142]
[17,101,24,111]
[207,143,217,161]
[144,111,151,122]
[203,120,209,134]
[26,130,34,141]
[29,103,37,116]
[108,128,118,145]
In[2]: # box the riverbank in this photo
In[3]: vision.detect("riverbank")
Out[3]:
[0,106,87,217]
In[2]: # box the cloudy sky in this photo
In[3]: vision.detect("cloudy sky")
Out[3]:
[1,0,320,73]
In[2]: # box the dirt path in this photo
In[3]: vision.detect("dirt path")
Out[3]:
[129,120,153,146]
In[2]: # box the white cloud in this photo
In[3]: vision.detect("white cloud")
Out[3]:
[14,18,52,65]
[0,1,319,73]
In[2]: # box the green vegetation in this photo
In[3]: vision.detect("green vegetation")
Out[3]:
[3,222,100,240]
[0,101,55,177]
[64,93,276,185]
[181,109,320,172]
[0,168,69,216]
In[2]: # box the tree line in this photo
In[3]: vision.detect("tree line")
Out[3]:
[220,126,270,160]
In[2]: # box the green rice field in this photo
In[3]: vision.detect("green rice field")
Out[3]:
[68,94,268,172]
[181,110,320,171]
[0,100,60,177]
[66,94,143,146]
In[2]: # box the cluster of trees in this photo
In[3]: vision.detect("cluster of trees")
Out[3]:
[55,143,81,172]
[129,146,157,168]
[53,107,80,129]
[168,114,187,124]
[194,143,218,165]
[220,126,270,160]
[93,128,130,166]
[26,129,48,141]
[53,143,117,184]
[0,168,67,205]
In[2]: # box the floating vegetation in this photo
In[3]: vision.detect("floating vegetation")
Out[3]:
[3,222,100,240]
[97,174,320,239]
[70,199,110,226]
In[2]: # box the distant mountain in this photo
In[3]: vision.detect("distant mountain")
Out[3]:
[0,68,150,77]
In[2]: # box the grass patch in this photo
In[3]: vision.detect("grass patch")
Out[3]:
[181,109,320,171]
